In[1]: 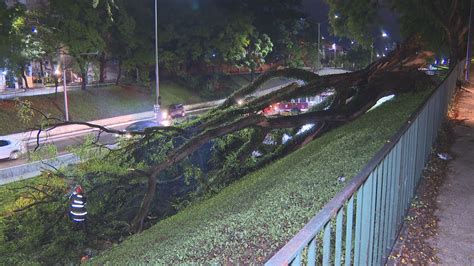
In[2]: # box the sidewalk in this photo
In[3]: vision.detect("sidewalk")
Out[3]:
[0,82,115,100]
[433,80,474,264]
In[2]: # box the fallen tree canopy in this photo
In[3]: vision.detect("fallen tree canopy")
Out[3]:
[29,35,435,233]
[127,35,435,233]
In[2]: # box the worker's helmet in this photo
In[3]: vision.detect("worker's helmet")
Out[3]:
[75,185,83,194]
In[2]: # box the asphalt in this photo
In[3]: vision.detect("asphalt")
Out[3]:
[432,78,474,264]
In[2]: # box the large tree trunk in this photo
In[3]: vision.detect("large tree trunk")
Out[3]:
[130,171,157,233]
[99,53,106,83]
[54,76,58,98]
[20,66,29,89]
[116,59,122,85]
[39,60,44,80]
[81,70,87,90]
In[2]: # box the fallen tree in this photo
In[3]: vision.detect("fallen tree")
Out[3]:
[126,35,435,232]
[27,35,435,233]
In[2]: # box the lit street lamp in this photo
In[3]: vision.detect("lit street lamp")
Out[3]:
[154,0,161,119]
[370,31,390,62]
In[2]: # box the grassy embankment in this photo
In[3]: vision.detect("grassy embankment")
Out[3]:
[0,81,202,136]
[92,90,431,264]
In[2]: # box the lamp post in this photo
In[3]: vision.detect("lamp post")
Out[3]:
[59,56,69,121]
[317,22,321,71]
[371,31,389,63]
[59,51,98,121]
[370,43,374,62]
[466,0,473,82]
[154,0,161,119]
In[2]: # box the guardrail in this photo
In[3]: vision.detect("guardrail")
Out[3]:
[266,61,465,266]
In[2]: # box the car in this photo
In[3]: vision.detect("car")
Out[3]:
[167,103,186,119]
[120,120,162,139]
[0,137,26,160]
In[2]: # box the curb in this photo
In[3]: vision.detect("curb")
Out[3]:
[0,153,80,184]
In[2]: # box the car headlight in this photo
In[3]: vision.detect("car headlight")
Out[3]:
[162,119,171,127]
[161,110,169,120]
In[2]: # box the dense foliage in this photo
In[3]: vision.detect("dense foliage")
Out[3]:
[0,87,434,264]
[1,0,315,95]
[94,90,433,264]
[326,0,470,67]
[0,2,45,88]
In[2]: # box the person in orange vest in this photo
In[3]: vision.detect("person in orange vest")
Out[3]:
[69,185,87,229]
[80,248,92,264]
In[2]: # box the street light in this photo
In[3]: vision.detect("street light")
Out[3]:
[59,56,69,121]
[154,0,161,119]
[59,51,98,121]
[370,31,390,62]
[465,0,473,82]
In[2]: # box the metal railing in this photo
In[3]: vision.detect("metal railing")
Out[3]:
[266,61,465,266]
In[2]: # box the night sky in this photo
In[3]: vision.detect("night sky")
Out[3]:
[301,0,401,52]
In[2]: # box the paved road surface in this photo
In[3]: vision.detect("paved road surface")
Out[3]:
[0,123,125,169]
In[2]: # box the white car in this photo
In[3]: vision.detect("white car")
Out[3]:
[0,137,26,160]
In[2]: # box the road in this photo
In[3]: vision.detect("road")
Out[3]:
[0,122,128,169]
[0,74,333,182]
[0,107,209,175]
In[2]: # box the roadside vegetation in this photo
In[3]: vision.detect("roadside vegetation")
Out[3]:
[0,81,202,135]
[0,89,431,264]
[0,0,468,264]
[93,91,430,264]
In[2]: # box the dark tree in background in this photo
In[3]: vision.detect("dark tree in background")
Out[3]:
[326,0,471,68]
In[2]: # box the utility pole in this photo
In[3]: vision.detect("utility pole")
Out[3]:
[62,59,69,121]
[154,0,161,118]
[466,0,474,82]
[370,43,374,63]
[317,22,321,71]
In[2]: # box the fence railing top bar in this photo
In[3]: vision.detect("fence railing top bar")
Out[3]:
[266,60,465,265]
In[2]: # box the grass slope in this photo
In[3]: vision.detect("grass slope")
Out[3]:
[0,81,202,135]
[94,91,430,264]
